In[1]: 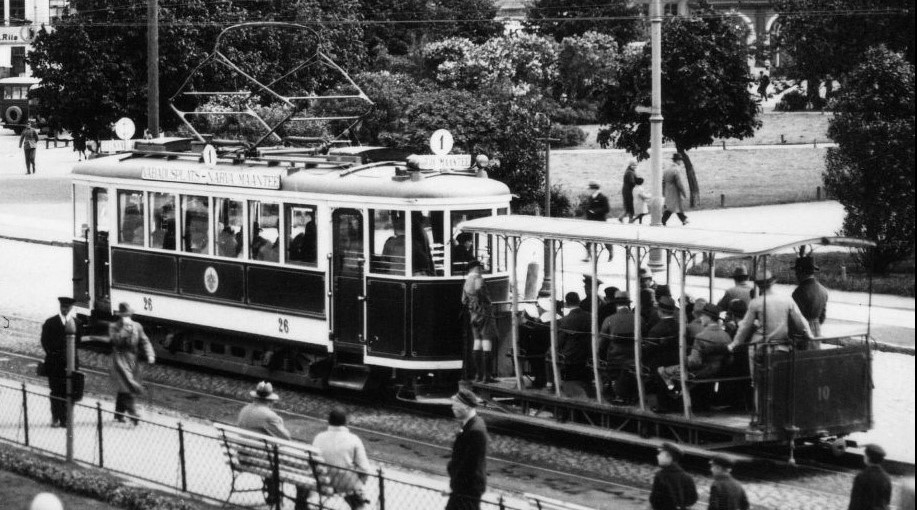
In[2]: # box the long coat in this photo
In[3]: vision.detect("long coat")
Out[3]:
[650,463,698,510]
[663,166,687,213]
[40,315,81,378]
[792,277,829,337]
[848,465,892,510]
[109,319,155,394]
[585,192,610,221]
[448,414,488,497]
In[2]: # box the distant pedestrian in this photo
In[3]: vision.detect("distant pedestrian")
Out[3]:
[73,128,88,161]
[618,160,638,223]
[446,389,489,510]
[462,260,497,383]
[650,442,698,510]
[662,153,689,226]
[631,177,651,224]
[848,444,892,510]
[40,297,81,427]
[707,454,749,510]
[582,180,614,261]
[757,71,770,99]
[19,119,40,174]
[792,256,829,340]
[108,302,155,425]
[312,408,372,510]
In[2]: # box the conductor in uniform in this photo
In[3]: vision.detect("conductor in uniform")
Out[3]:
[792,256,829,339]
[40,297,81,427]
[447,389,489,510]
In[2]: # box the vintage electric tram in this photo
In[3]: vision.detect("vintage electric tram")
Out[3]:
[459,216,876,454]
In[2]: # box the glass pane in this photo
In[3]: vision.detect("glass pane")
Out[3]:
[286,204,317,266]
[370,209,405,275]
[215,198,244,258]
[333,210,363,275]
[182,195,210,254]
[94,189,109,234]
[117,190,144,246]
[250,201,280,262]
[411,211,443,276]
[150,193,176,250]
[73,185,90,240]
[450,209,492,275]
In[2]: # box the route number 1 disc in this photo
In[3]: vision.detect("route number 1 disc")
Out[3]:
[430,129,454,156]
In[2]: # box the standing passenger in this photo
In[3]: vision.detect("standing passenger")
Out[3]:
[109,302,155,425]
[792,256,829,339]
[446,389,489,510]
[650,442,698,510]
[462,260,497,383]
[312,408,372,510]
[716,266,754,311]
[848,444,892,510]
[40,297,81,427]
[707,454,749,510]
[727,269,812,354]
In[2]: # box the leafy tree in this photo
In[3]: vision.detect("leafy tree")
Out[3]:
[823,46,915,273]
[773,0,913,103]
[525,0,643,44]
[596,6,760,206]
[360,0,427,56]
[556,31,621,101]
[425,0,502,44]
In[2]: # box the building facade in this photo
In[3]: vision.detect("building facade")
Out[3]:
[1,0,60,78]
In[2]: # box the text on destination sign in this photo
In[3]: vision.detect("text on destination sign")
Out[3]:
[140,166,282,190]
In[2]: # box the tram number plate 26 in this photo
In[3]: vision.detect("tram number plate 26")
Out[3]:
[142,296,153,312]
[277,317,290,334]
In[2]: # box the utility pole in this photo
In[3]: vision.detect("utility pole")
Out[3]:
[647,0,665,275]
[147,0,159,138]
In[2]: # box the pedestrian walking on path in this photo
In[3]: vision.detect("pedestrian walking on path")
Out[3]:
[312,408,373,510]
[108,302,155,425]
[662,153,689,226]
[649,442,698,510]
[707,453,749,510]
[446,388,489,510]
[19,119,40,174]
[848,444,892,510]
[618,160,638,223]
[40,296,81,427]
[631,177,651,224]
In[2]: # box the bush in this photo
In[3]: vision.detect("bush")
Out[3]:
[541,98,599,125]
[515,183,574,218]
[774,89,808,111]
[550,123,587,148]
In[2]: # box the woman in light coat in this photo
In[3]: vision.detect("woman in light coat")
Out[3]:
[109,302,155,425]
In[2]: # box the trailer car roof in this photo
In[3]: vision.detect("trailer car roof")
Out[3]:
[459,216,875,255]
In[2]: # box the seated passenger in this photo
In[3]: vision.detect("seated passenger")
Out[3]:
[289,221,317,263]
[644,296,681,373]
[724,299,748,338]
[518,303,551,389]
[411,220,434,276]
[640,288,660,334]
[257,237,279,263]
[597,286,621,326]
[556,293,592,382]
[381,222,406,274]
[686,297,707,343]
[600,290,633,362]
[217,226,238,257]
[451,233,475,273]
[657,303,732,389]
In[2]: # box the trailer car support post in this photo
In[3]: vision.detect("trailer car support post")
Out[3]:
[632,247,647,411]
[707,252,716,302]
[625,245,632,296]
[549,239,561,396]
[509,236,523,390]
[678,250,693,419]
[590,243,602,404]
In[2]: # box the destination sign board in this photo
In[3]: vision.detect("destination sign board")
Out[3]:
[140,165,282,190]
[411,154,471,170]
[100,140,135,153]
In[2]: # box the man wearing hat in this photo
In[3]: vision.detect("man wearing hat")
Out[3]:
[557,293,593,387]
[792,256,829,339]
[40,297,82,427]
[661,153,689,226]
[708,454,749,510]
[658,303,732,392]
[108,302,155,425]
[716,265,754,312]
[618,160,638,223]
[650,442,698,510]
[848,444,892,510]
[644,296,681,376]
[728,269,812,354]
[237,381,296,506]
[597,286,620,325]
[581,180,614,261]
[447,389,489,510]
[599,290,637,402]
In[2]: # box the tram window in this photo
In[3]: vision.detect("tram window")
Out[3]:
[450,209,493,275]
[215,198,244,258]
[117,190,145,246]
[94,188,109,235]
[73,185,90,241]
[370,210,405,275]
[250,201,280,263]
[150,193,176,250]
[411,211,443,276]
[285,204,317,266]
[181,195,210,254]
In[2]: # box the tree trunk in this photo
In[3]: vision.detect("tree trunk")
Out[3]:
[679,148,700,208]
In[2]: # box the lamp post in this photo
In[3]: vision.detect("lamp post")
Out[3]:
[535,113,559,295]
[647,0,666,275]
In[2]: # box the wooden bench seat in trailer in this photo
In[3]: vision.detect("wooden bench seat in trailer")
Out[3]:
[215,423,338,509]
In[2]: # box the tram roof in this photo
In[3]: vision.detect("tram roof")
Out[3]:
[459,216,875,256]
[72,154,511,201]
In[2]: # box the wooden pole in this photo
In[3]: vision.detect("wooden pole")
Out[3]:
[633,247,646,411]
[678,250,693,418]
[548,239,561,396]
[590,244,602,404]
[509,237,523,390]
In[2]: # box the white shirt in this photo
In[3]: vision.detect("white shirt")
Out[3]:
[312,426,371,492]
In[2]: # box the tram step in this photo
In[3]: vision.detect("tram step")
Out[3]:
[328,363,370,391]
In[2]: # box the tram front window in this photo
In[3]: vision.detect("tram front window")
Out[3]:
[73,185,89,241]
[412,211,443,276]
[215,198,244,258]
[451,209,492,275]
[286,204,317,266]
[150,193,176,250]
[117,190,144,246]
[250,201,280,263]
[182,195,210,254]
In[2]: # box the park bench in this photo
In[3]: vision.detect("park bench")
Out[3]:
[525,493,596,510]
[214,423,337,510]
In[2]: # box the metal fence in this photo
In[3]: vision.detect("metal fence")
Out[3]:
[0,380,535,509]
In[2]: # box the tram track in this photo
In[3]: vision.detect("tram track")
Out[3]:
[0,314,912,510]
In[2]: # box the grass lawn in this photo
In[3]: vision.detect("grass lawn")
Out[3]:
[552,146,828,211]
[0,470,122,510]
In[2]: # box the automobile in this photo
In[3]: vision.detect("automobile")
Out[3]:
[1,76,41,134]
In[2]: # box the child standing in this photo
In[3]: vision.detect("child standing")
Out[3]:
[631,177,651,224]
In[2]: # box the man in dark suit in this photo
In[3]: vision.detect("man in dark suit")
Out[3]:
[792,256,829,340]
[848,444,892,510]
[708,453,749,510]
[645,297,681,373]
[650,442,698,510]
[447,389,489,510]
[557,294,593,383]
[40,297,81,427]
[582,180,614,261]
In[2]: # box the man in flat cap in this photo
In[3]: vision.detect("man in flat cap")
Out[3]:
[708,454,749,510]
[40,297,81,427]
[650,442,698,510]
[716,266,754,312]
[792,256,829,340]
[848,444,892,510]
[447,388,489,510]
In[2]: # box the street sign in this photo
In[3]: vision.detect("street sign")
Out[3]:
[202,144,218,168]
[410,154,471,170]
[429,129,454,156]
[635,106,652,114]
[114,117,136,141]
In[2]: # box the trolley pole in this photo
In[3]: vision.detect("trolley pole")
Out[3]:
[147,0,160,138]
[647,0,666,275]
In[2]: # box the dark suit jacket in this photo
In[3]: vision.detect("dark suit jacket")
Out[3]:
[708,473,749,510]
[585,192,610,221]
[645,317,680,369]
[650,464,698,510]
[557,308,593,367]
[448,414,488,496]
[848,465,892,510]
[40,315,81,378]
[793,277,829,335]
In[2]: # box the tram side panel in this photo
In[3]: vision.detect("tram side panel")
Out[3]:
[73,238,91,307]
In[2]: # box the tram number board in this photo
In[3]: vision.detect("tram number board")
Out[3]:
[140,165,282,190]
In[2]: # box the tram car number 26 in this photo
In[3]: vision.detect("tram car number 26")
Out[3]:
[277,317,290,334]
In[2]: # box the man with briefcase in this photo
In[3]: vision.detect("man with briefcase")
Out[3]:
[40,297,83,427]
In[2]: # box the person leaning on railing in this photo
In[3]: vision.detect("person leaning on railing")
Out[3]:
[727,269,812,358]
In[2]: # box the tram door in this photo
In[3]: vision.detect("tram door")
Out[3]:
[91,188,111,312]
[331,209,365,349]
